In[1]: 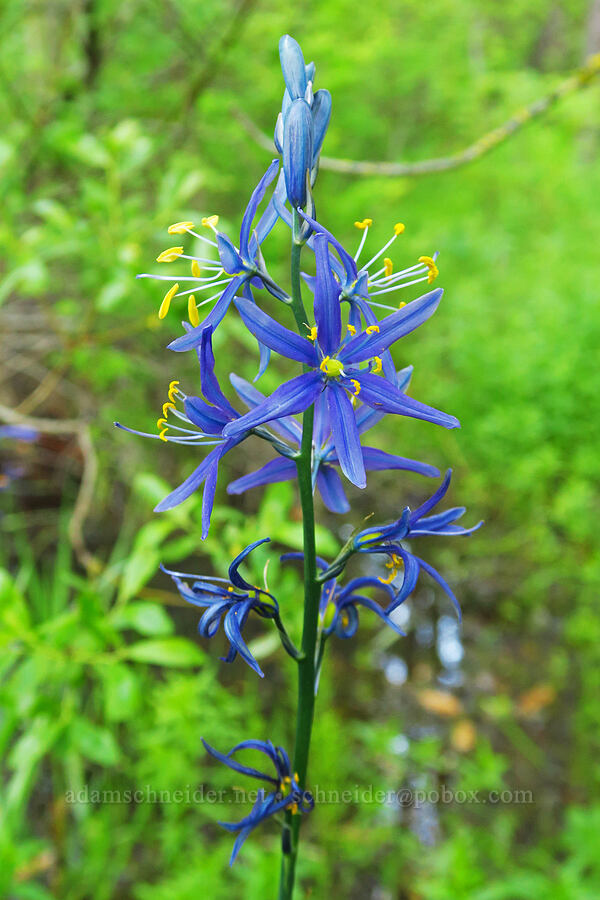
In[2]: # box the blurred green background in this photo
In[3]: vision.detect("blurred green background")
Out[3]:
[1,0,600,897]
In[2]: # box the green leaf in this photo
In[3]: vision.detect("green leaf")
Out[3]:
[101,663,141,722]
[110,601,174,636]
[120,638,205,668]
[68,719,121,766]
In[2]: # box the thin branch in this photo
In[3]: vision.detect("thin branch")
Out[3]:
[0,403,100,573]
[237,52,600,177]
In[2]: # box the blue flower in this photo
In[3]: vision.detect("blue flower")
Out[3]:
[227,366,440,514]
[0,425,38,492]
[275,35,332,209]
[139,161,287,364]
[283,551,406,641]
[354,470,483,617]
[202,737,314,865]
[163,538,278,677]
[222,230,459,488]
[116,328,265,536]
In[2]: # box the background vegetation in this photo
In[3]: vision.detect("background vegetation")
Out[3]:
[1,0,600,897]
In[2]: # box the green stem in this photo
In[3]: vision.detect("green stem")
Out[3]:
[278,212,321,900]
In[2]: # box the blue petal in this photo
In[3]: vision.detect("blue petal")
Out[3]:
[416,557,462,621]
[168,278,243,351]
[410,469,452,521]
[229,373,302,444]
[184,396,230,434]
[338,289,443,364]
[227,458,297,495]
[283,99,313,207]
[154,443,223,511]
[223,603,264,677]
[326,382,366,488]
[361,446,440,478]
[239,159,280,259]
[223,372,323,439]
[228,537,271,589]
[348,374,460,430]
[311,89,332,162]
[316,464,350,513]
[279,34,307,99]
[217,232,245,274]
[386,549,421,610]
[298,210,358,283]
[200,327,238,418]
[313,233,342,354]
[201,738,278,783]
[201,458,219,539]
[234,298,319,365]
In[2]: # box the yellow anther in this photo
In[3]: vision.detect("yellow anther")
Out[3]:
[418,255,439,283]
[201,215,219,229]
[159,429,168,442]
[294,772,299,781]
[354,218,373,229]
[378,553,404,584]
[156,247,183,263]
[162,401,176,418]
[227,585,235,592]
[156,417,169,430]
[307,325,318,341]
[341,611,350,628]
[191,260,202,278]
[398,301,407,309]
[347,324,356,336]
[158,283,179,319]
[394,222,405,236]
[365,325,380,335]
[188,295,200,327]
[290,802,299,815]
[168,221,194,234]
[282,775,292,785]
[371,357,382,374]
[350,379,361,396]
[383,257,393,278]
[319,356,344,377]
[168,380,180,402]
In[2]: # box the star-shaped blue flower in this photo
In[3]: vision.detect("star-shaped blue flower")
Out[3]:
[163,538,278,677]
[223,231,459,488]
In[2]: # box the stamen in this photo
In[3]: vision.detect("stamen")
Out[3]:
[350,379,361,396]
[191,260,202,278]
[378,553,404,584]
[418,255,439,283]
[347,324,356,335]
[162,401,176,418]
[158,283,179,319]
[371,357,382,374]
[383,257,393,278]
[157,247,184,263]
[168,221,194,234]
[365,325,380,334]
[201,215,220,231]
[354,218,373,230]
[306,325,318,341]
[188,295,200,327]
[159,429,168,442]
[156,417,169,431]
[394,222,405,235]
[168,380,180,402]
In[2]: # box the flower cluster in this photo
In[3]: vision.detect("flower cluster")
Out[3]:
[118,34,480,868]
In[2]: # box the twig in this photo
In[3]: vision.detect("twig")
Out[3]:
[236,52,600,177]
[0,403,101,573]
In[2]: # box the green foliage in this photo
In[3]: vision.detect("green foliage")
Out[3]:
[1,0,600,896]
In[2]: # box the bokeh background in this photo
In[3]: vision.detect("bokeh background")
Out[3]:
[2,1,600,897]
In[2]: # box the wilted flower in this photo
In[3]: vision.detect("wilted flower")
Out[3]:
[202,737,314,864]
